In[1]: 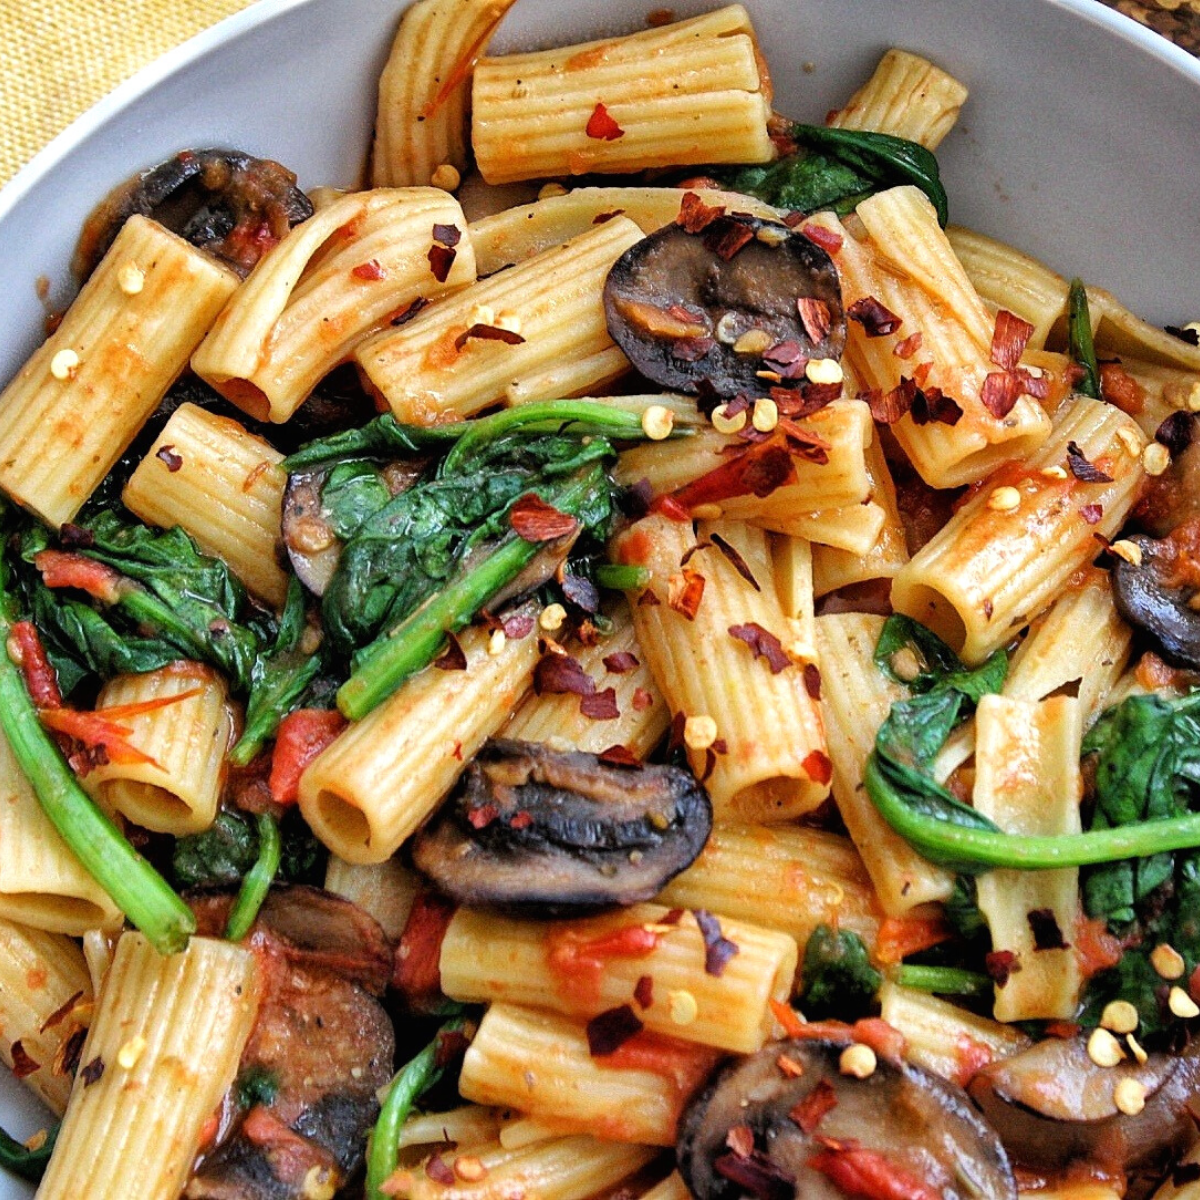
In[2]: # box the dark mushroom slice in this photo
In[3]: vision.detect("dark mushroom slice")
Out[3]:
[74,148,313,280]
[186,885,396,1199]
[968,1033,1200,1182]
[282,457,428,596]
[677,1037,1016,1200]
[411,738,712,915]
[603,213,844,399]
[1110,517,1200,670]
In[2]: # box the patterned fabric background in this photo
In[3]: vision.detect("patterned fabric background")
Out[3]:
[0,0,1196,187]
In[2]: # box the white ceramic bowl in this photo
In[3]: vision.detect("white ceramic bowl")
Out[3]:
[1,0,1199,1195]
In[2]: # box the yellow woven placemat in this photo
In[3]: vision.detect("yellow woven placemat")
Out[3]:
[0,0,260,187]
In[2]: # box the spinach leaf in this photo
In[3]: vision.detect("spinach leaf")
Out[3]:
[798,925,882,1020]
[173,809,259,889]
[716,125,948,226]
[1,1123,56,1183]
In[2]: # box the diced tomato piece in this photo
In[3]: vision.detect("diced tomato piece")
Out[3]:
[807,1145,941,1200]
[873,914,952,965]
[393,889,457,1010]
[8,620,62,707]
[267,709,347,807]
[33,549,122,602]
[37,707,160,767]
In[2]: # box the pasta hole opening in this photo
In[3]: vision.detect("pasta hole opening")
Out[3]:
[100,780,196,830]
[891,582,967,656]
[731,775,810,824]
[314,788,373,853]
[3,893,112,934]
[213,376,271,422]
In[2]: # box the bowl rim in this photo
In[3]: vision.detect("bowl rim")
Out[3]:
[2,0,1200,227]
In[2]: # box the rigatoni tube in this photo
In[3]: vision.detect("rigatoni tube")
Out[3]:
[0,215,238,527]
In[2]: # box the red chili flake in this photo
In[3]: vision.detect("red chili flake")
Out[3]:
[782,210,805,228]
[990,309,1035,371]
[667,710,687,752]
[847,296,902,337]
[729,622,791,673]
[1065,440,1113,483]
[726,1125,755,1159]
[778,419,833,464]
[912,362,933,388]
[634,974,654,1009]
[585,102,625,141]
[788,1079,839,1134]
[40,990,85,1034]
[9,620,63,707]
[646,8,674,26]
[603,651,639,673]
[10,1041,39,1079]
[777,1053,805,1078]
[434,632,467,671]
[680,540,711,568]
[452,741,464,761]
[1157,411,1196,455]
[668,568,706,620]
[985,949,1021,986]
[1080,503,1104,525]
[351,259,386,281]
[714,1150,795,1200]
[454,322,526,351]
[502,612,535,640]
[693,908,739,976]
[864,386,908,425]
[710,532,761,592]
[599,744,640,768]
[467,803,499,829]
[432,222,462,248]
[670,335,715,362]
[592,209,625,225]
[427,243,457,283]
[893,331,923,359]
[763,339,805,369]
[802,750,833,786]
[801,223,842,254]
[804,663,822,700]
[670,442,796,511]
[580,687,619,720]
[80,1056,105,1087]
[909,385,962,426]
[637,588,662,607]
[980,370,1025,419]
[703,216,755,262]
[632,687,654,711]
[534,653,595,697]
[983,598,994,620]
[561,572,600,613]
[509,810,534,830]
[587,1004,644,1056]
[677,191,726,234]
[510,494,579,542]
[155,444,183,472]
[54,1027,86,1078]
[1028,908,1070,951]
[797,297,833,344]
[426,1154,457,1185]
[390,296,429,326]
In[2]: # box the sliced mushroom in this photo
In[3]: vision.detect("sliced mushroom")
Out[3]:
[282,458,427,595]
[1111,518,1200,670]
[603,213,844,399]
[968,1034,1200,1181]
[411,738,712,915]
[678,1037,1016,1200]
[187,886,395,1199]
[74,148,313,279]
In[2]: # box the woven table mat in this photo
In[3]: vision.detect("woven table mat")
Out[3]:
[1,0,1198,187]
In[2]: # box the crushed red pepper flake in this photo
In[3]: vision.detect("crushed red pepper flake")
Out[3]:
[432,222,462,248]
[990,310,1035,372]
[789,1078,839,1133]
[502,612,536,640]
[1080,503,1104,525]
[467,803,499,829]
[777,1053,805,1079]
[427,243,457,283]
[509,810,534,830]
[155,444,183,472]
[632,687,654,711]
[726,1125,755,1159]
[390,296,429,326]
[634,974,654,1009]
[670,335,716,362]
[592,209,624,225]
[40,990,85,1034]
[911,384,963,427]
[802,750,833,786]
[801,222,842,254]
[797,297,833,344]
[80,1056,105,1087]
[677,191,726,234]
[893,331,923,359]
[980,370,1025,419]
[351,259,386,281]
[585,102,625,141]
[587,1004,644,1056]
[729,622,791,673]
[434,632,468,671]
[599,744,640,768]
[534,653,595,697]
[54,1027,85,1078]
[426,1154,456,1185]
[714,1149,795,1200]
[509,494,579,542]
[1065,440,1114,483]
[804,663,822,700]
[10,1041,39,1079]
[670,441,796,511]
[703,216,755,261]
[693,908,739,976]
[454,322,526,351]
[668,568,706,620]
[847,295,902,337]
[680,540,712,568]
[603,651,639,673]
[561,572,600,613]
[637,588,662,607]
[985,949,1020,987]
[1027,908,1070,951]
[710,532,761,591]
[580,687,620,720]
[778,418,832,464]
[1157,411,1197,455]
